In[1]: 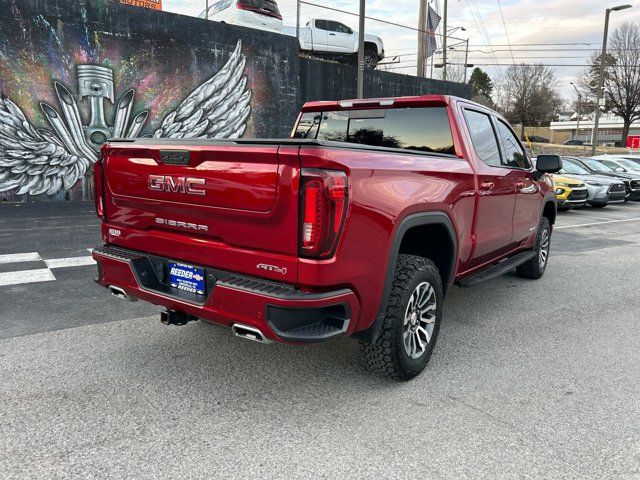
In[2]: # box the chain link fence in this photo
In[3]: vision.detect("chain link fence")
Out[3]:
[158,0,469,79]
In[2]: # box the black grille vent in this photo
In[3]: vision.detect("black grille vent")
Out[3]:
[568,189,588,201]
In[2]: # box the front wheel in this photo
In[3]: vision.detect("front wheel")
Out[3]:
[360,255,443,381]
[516,217,551,279]
[363,50,379,69]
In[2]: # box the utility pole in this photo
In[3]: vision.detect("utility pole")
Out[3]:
[417,0,427,77]
[357,0,366,98]
[463,38,470,83]
[205,0,209,19]
[592,4,632,155]
[442,0,448,81]
[570,82,581,140]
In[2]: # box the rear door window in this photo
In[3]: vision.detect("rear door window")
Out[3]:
[496,120,530,169]
[463,110,502,167]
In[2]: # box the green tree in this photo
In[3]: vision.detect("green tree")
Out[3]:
[469,67,494,98]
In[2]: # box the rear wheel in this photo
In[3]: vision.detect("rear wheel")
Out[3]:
[516,217,551,279]
[360,255,443,381]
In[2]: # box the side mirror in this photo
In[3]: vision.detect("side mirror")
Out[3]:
[536,154,562,174]
[616,167,625,172]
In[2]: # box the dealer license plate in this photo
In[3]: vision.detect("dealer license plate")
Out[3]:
[169,262,205,296]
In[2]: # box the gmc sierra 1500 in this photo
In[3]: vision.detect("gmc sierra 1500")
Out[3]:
[93,95,562,380]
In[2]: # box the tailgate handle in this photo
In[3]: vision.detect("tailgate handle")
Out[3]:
[159,150,191,165]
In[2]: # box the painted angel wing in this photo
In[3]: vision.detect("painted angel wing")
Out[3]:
[153,40,252,139]
[0,97,91,196]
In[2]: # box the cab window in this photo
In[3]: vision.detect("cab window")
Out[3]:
[293,107,456,155]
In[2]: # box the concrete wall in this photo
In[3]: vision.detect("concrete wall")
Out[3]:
[0,0,471,202]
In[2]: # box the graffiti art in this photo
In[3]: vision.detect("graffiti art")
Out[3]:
[0,40,251,196]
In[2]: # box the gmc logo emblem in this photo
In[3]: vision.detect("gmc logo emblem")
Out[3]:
[148,175,206,196]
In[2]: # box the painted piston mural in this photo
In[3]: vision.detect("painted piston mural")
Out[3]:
[0,2,271,201]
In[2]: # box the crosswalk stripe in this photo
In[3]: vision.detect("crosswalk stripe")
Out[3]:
[0,269,56,286]
[44,256,96,269]
[0,252,42,264]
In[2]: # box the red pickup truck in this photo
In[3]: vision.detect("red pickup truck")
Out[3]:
[92,95,561,380]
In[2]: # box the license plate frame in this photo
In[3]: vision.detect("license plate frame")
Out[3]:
[168,262,206,296]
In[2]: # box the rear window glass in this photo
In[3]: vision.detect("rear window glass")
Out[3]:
[241,0,280,15]
[293,107,456,155]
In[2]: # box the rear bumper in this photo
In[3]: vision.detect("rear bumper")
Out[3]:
[93,245,360,343]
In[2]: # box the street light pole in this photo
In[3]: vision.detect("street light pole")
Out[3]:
[591,4,632,155]
[442,0,448,81]
[357,0,366,99]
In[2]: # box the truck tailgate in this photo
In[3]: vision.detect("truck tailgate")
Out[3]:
[100,141,300,283]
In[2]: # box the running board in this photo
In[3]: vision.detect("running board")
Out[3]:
[458,251,537,288]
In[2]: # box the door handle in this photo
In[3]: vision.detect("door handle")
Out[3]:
[480,181,494,190]
[329,33,336,36]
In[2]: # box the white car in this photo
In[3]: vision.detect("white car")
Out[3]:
[593,155,640,174]
[284,19,385,69]
[199,0,283,34]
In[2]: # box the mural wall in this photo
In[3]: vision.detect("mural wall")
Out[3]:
[0,0,298,201]
[0,0,470,202]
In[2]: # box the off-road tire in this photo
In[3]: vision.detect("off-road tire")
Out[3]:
[360,255,443,381]
[516,217,551,279]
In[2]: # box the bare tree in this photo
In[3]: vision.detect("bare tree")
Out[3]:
[500,63,563,138]
[604,22,640,144]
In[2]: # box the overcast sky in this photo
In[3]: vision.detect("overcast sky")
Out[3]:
[164,0,640,102]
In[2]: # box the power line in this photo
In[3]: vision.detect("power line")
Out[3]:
[385,63,594,69]
[496,0,515,64]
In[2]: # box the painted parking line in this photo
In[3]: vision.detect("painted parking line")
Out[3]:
[555,217,640,230]
[0,253,95,287]
[44,256,96,269]
[0,269,56,287]
[0,252,41,264]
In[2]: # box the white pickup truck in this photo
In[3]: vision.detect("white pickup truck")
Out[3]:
[284,19,385,69]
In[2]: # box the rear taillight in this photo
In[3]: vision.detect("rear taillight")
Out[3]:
[93,158,106,220]
[300,169,348,258]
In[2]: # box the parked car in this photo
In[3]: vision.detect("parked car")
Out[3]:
[564,139,584,146]
[524,135,550,143]
[92,95,561,380]
[558,157,626,207]
[552,174,588,210]
[592,156,640,174]
[199,0,283,34]
[568,157,640,201]
[284,19,385,69]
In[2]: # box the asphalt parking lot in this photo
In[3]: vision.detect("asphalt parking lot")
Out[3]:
[1,201,640,479]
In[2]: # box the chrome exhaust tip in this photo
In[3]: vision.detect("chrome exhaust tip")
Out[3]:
[109,285,131,301]
[232,324,271,344]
